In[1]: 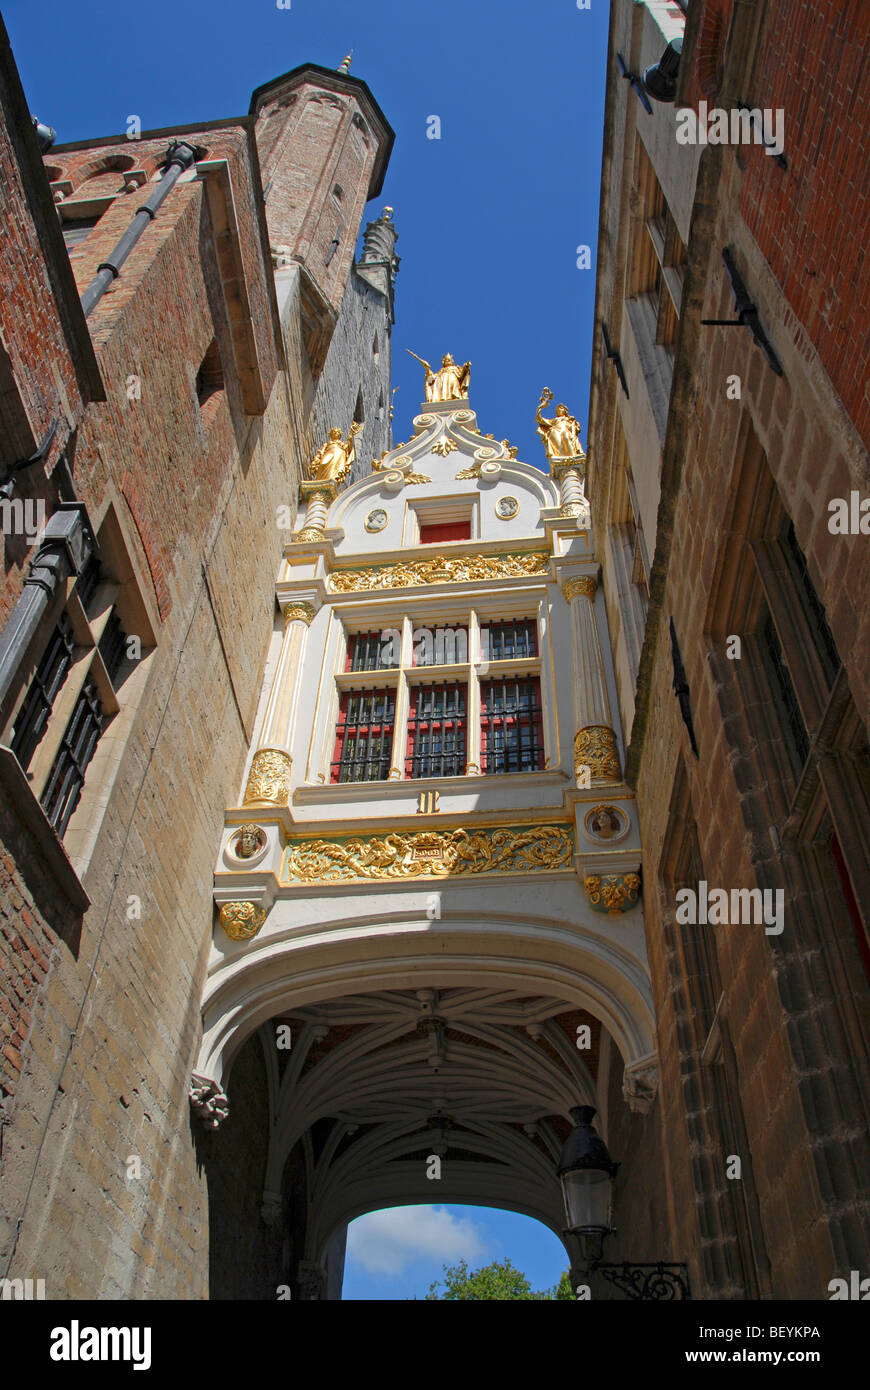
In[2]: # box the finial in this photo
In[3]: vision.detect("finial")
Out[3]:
[337,51,353,74]
[382,206,393,221]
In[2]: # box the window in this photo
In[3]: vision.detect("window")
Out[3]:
[480,619,537,662]
[332,688,395,783]
[3,508,155,862]
[329,610,546,783]
[480,677,545,774]
[196,339,224,417]
[405,683,467,779]
[412,625,468,666]
[759,603,810,775]
[419,521,471,545]
[346,631,398,672]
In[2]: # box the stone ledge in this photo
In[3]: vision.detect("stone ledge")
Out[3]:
[0,746,90,915]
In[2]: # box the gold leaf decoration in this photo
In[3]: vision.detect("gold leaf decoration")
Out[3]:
[219,901,268,940]
[244,748,292,805]
[432,437,458,457]
[329,551,550,593]
[584,874,641,914]
[574,725,621,782]
[282,824,574,884]
[563,575,597,602]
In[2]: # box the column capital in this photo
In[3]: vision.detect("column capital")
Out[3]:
[563,573,597,602]
[219,901,268,941]
[282,599,318,628]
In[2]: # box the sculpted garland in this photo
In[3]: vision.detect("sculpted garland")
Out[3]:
[282,824,574,883]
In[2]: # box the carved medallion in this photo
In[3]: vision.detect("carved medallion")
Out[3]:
[219,900,268,940]
[495,496,519,520]
[365,508,388,533]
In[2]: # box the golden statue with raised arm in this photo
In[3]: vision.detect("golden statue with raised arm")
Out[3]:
[407,349,471,402]
[308,421,362,484]
[535,387,585,463]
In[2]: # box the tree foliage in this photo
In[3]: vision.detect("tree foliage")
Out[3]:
[425,1258,573,1300]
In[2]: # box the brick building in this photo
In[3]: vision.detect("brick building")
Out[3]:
[587,0,869,1297]
[0,24,397,1297]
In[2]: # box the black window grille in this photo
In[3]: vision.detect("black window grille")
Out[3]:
[782,520,841,688]
[346,631,398,672]
[480,619,538,663]
[412,625,468,667]
[331,687,395,783]
[405,683,467,779]
[10,612,76,769]
[41,680,105,836]
[760,609,810,772]
[480,677,545,774]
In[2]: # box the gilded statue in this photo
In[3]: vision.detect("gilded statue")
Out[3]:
[535,388,585,463]
[407,350,471,403]
[308,421,362,484]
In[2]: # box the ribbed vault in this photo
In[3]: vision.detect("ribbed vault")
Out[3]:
[253,987,608,1267]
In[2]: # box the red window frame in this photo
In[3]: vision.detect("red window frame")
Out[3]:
[479,676,545,774]
[405,682,467,779]
[331,687,395,783]
[419,520,471,545]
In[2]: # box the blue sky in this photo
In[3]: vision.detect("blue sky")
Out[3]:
[2,0,608,1297]
[344,1204,568,1299]
[4,0,609,466]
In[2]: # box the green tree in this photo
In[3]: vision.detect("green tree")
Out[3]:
[425,1258,573,1300]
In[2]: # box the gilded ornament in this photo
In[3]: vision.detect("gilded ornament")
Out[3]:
[432,437,459,457]
[282,823,574,884]
[407,349,471,402]
[574,725,621,782]
[558,503,582,519]
[219,900,268,940]
[294,527,326,543]
[283,601,316,627]
[536,388,585,467]
[328,550,550,593]
[563,575,597,602]
[584,873,641,914]
[244,748,292,805]
[307,422,362,485]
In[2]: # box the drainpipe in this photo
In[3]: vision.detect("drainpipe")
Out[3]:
[0,504,93,720]
[80,140,201,318]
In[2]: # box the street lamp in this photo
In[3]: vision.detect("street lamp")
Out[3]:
[557,1105,619,1266]
[557,1104,690,1300]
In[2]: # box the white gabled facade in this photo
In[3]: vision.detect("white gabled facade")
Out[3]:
[197,388,656,1272]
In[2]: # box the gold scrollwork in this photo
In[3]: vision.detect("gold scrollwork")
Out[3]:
[243,748,292,805]
[282,823,574,884]
[563,575,597,602]
[584,873,641,914]
[574,725,621,782]
[283,601,316,628]
[329,551,550,593]
[219,901,268,940]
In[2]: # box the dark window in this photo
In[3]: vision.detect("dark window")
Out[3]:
[480,619,537,662]
[760,608,810,772]
[480,676,545,774]
[346,631,398,672]
[41,681,105,836]
[331,688,395,783]
[405,683,467,779]
[412,625,468,667]
[62,215,101,249]
[781,520,841,688]
[419,521,471,545]
[98,610,128,687]
[10,613,76,769]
